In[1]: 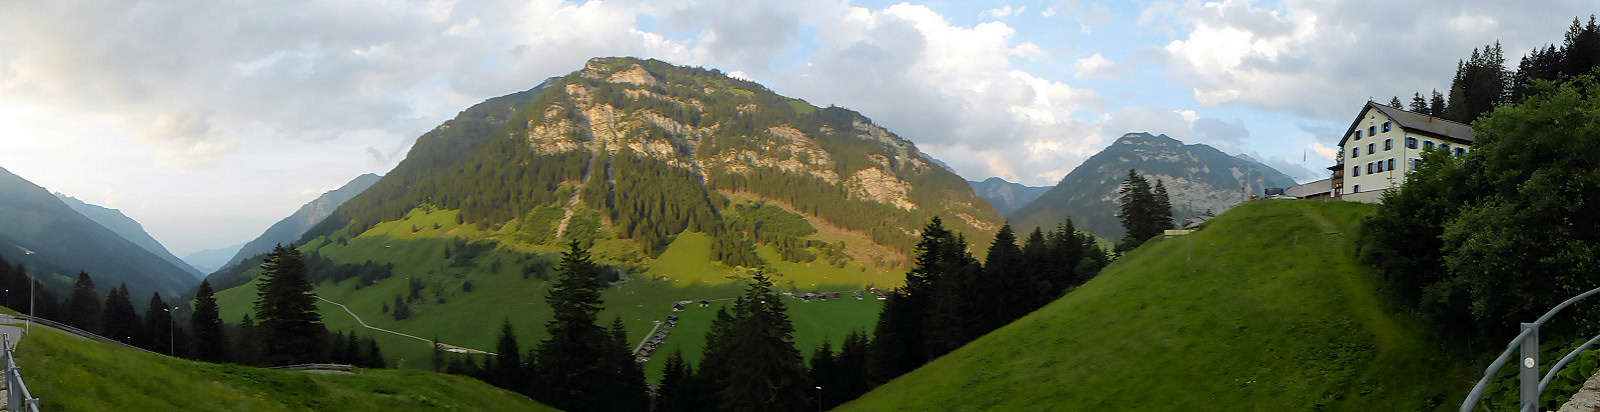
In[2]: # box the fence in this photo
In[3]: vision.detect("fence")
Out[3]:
[2,333,40,412]
[1461,285,1600,412]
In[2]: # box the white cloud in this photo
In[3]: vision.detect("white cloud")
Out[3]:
[1072,53,1120,79]
[1160,0,1596,121]
[981,5,1025,20]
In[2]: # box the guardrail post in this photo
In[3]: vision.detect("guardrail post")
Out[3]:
[1521,323,1539,412]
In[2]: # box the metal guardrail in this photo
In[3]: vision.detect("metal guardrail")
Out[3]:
[1461,285,1600,412]
[3,333,40,412]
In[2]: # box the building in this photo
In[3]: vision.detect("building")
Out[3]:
[1330,102,1474,202]
[1285,178,1334,200]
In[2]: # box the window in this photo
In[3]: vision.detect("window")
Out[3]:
[1385,139,1393,150]
[1366,162,1373,174]
[1383,121,1392,132]
[1407,137,1417,149]
[1441,143,1450,151]
[1376,161,1383,172]
[1355,130,1362,140]
[1388,158,1395,170]
[1353,166,1360,176]
[1455,147,1466,156]
[1353,184,1361,193]
[1368,143,1375,153]
[1411,158,1420,169]
[1353,147,1360,157]
[1369,125,1377,136]
[1424,141,1434,150]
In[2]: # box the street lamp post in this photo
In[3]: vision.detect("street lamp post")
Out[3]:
[164,306,179,356]
[816,386,823,412]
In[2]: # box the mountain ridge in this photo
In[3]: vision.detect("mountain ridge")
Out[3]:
[967,177,1050,216]
[54,193,203,279]
[217,173,381,274]
[1009,132,1297,241]
[0,165,197,299]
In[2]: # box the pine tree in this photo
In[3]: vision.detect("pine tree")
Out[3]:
[1117,169,1168,250]
[979,224,1025,333]
[606,316,648,411]
[363,337,386,368]
[143,292,174,355]
[1389,96,1403,107]
[63,271,101,332]
[254,245,327,365]
[1430,89,1448,117]
[715,271,812,412]
[1411,92,1429,113]
[657,350,696,412]
[190,280,228,363]
[102,284,141,345]
[531,240,642,411]
[486,319,524,390]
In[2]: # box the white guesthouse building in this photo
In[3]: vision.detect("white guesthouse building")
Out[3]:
[1331,102,1475,203]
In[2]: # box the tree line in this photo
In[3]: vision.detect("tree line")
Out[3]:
[1365,74,1600,349]
[0,246,387,368]
[1390,16,1600,123]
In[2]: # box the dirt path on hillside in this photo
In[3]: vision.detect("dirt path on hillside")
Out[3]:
[1298,203,1400,352]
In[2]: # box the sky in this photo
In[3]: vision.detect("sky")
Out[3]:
[0,0,1593,256]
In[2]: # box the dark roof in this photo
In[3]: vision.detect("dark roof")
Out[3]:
[1338,102,1475,147]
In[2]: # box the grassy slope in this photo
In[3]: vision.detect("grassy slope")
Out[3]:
[15,326,553,411]
[214,207,886,382]
[840,200,1476,411]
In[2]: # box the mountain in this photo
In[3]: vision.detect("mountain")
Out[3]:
[217,173,381,273]
[1008,132,1297,241]
[302,56,1001,261]
[0,166,196,299]
[181,243,243,274]
[967,177,1050,215]
[54,193,203,280]
[210,57,1002,379]
[841,201,1474,410]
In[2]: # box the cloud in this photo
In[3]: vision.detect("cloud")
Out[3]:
[1073,53,1121,79]
[1160,0,1598,121]
[981,5,1025,20]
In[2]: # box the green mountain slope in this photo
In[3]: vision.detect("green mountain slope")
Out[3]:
[54,193,204,279]
[0,165,196,299]
[209,57,1004,383]
[1010,132,1297,241]
[219,173,381,275]
[15,325,553,411]
[841,200,1475,411]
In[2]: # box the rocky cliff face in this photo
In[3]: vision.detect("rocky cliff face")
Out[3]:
[1009,132,1297,241]
[307,57,1002,262]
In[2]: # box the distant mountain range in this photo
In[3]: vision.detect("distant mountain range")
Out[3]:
[212,173,382,274]
[1009,132,1297,241]
[181,243,244,275]
[0,166,196,299]
[967,177,1051,215]
[54,193,204,280]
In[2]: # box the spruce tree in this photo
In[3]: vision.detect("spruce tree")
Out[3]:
[606,316,649,411]
[190,280,229,363]
[63,271,101,332]
[1117,169,1164,250]
[143,292,174,355]
[254,244,326,365]
[657,350,696,412]
[531,240,642,411]
[1389,96,1403,107]
[486,319,524,390]
[979,224,1025,333]
[102,284,141,345]
[1411,92,1429,113]
[715,271,812,412]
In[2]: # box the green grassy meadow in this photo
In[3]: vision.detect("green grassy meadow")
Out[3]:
[13,326,553,411]
[839,200,1478,411]
[213,205,891,383]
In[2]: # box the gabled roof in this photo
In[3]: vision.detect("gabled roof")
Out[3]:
[1337,101,1475,147]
